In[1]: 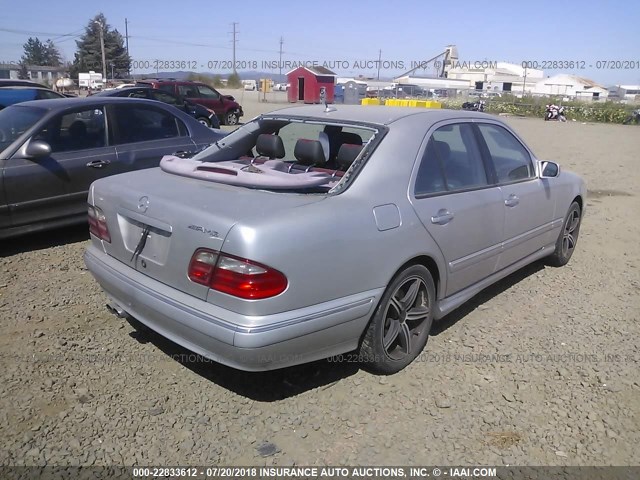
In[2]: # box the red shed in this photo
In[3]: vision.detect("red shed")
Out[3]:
[287,66,337,104]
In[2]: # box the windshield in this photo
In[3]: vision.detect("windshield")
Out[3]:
[0,105,45,152]
[165,115,381,193]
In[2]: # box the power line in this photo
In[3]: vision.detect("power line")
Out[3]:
[50,28,85,42]
[0,27,81,37]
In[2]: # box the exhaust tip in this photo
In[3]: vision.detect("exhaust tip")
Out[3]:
[106,302,128,319]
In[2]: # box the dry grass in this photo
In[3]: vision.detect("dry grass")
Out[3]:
[486,431,523,448]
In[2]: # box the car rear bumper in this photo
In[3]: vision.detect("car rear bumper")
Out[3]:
[84,245,379,371]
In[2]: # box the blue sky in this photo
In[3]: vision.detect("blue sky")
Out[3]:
[1,0,639,85]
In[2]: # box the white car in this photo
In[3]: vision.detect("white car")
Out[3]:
[274,83,289,91]
[243,80,257,91]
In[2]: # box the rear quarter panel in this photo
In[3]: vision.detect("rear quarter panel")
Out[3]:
[212,114,447,316]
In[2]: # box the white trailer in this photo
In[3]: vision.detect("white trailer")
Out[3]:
[78,71,104,90]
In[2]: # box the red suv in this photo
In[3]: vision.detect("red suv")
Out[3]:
[136,79,243,126]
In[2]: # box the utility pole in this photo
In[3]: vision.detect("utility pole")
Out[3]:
[279,36,284,80]
[94,20,107,83]
[377,49,382,80]
[125,18,130,77]
[231,22,238,74]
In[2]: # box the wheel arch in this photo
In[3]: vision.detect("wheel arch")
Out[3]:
[572,194,583,211]
[393,254,443,300]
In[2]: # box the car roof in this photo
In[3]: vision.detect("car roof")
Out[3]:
[138,79,206,86]
[0,85,57,91]
[93,86,153,95]
[263,105,495,126]
[13,96,178,111]
[0,79,45,87]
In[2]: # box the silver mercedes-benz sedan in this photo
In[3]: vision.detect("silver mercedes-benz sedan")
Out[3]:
[85,105,586,374]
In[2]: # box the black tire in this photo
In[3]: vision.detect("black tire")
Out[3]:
[224,111,239,126]
[359,264,436,374]
[196,117,211,128]
[546,201,581,267]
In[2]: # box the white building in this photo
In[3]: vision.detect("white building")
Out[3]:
[446,62,544,93]
[393,75,470,91]
[533,74,609,100]
[336,77,367,86]
[0,62,66,85]
[616,85,640,102]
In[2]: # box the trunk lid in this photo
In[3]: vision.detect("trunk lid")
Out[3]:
[90,167,324,300]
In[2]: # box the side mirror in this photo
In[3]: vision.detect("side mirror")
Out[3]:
[540,161,560,178]
[25,140,52,159]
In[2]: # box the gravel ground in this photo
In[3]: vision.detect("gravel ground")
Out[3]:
[0,102,639,467]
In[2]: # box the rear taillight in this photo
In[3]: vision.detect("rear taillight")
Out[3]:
[188,248,287,299]
[87,205,111,243]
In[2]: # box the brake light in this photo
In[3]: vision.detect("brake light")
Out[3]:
[188,248,287,299]
[87,205,111,243]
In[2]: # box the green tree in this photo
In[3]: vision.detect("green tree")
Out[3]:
[17,62,29,80]
[71,13,131,79]
[21,37,61,66]
[227,72,241,88]
[44,40,62,67]
[187,73,216,88]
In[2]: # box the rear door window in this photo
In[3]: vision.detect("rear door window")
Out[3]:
[415,123,488,195]
[178,85,199,97]
[152,91,181,105]
[111,104,186,144]
[158,84,175,93]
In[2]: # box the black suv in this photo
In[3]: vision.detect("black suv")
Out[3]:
[136,79,243,125]
[93,87,220,128]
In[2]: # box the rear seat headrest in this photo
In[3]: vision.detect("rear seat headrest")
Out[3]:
[294,139,326,166]
[339,131,363,146]
[432,139,450,161]
[336,144,363,170]
[256,134,285,159]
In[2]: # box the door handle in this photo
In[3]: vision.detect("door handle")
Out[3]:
[86,159,111,169]
[504,194,520,207]
[430,209,454,225]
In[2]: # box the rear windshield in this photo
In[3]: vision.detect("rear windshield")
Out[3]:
[167,116,381,193]
[192,117,376,163]
[0,88,38,108]
[0,105,45,152]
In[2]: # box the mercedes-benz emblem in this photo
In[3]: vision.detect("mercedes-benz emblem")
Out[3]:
[137,196,149,213]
